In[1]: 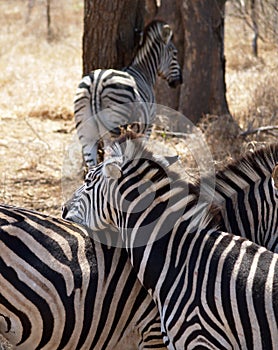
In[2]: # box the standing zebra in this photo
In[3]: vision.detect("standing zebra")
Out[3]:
[63,137,278,349]
[74,20,182,168]
[0,204,167,349]
[202,144,278,252]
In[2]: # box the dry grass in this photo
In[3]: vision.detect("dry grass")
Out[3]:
[0,0,83,124]
[0,0,83,217]
[0,0,82,119]
[0,0,277,215]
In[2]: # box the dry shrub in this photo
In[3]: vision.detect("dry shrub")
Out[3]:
[199,65,278,170]
[198,114,243,168]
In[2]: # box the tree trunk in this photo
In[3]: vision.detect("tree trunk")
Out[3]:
[181,0,229,123]
[83,0,145,75]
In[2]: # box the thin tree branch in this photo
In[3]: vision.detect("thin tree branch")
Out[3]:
[240,125,278,136]
[153,129,189,138]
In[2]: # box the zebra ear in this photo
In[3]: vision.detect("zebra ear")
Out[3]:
[272,165,278,189]
[161,24,172,44]
[103,162,122,179]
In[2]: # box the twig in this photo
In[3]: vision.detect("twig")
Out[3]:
[24,119,51,150]
[240,125,278,136]
[153,130,189,138]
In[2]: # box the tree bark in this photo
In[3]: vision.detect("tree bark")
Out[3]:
[181,0,229,123]
[83,0,145,74]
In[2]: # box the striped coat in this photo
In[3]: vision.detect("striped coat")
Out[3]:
[63,138,278,349]
[0,204,166,349]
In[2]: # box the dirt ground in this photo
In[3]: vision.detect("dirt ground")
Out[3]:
[0,114,78,216]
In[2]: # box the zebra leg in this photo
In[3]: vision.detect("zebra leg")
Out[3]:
[76,113,100,168]
[82,143,99,169]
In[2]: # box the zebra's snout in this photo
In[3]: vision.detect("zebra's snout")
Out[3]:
[169,71,183,88]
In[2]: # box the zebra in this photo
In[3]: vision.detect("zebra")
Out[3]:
[64,138,278,253]
[201,144,278,252]
[63,136,278,349]
[74,20,182,168]
[0,204,167,350]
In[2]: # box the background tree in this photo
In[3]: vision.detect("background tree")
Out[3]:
[230,0,278,56]
[83,0,230,124]
[83,0,145,73]
[46,0,52,41]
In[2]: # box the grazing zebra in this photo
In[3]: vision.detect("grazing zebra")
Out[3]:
[63,137,278,349]
[0,204,167,350]
[203,144,278,252]
[74,20,182,168]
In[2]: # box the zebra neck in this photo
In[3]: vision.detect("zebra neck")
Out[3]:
[127,42,160,88]
[126,63,157,90]
[117,182,214,295]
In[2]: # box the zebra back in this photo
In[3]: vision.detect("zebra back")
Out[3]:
[0,204,166,349]
[63,137,278,349]
[201,144,278,251]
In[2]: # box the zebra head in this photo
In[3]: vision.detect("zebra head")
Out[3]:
[62,135,179,235]
[136,21,183,88]
[156,23,183,88]
[62,160,119,231]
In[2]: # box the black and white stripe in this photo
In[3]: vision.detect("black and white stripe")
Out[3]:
[63,138,278,349]
[203,144,278,252]
[0,204,166,349]
[74,20,182,167]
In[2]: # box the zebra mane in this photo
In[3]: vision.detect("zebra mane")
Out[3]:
[110,132,222,229]
[201,143,278,202]
[110,132,180,176]
[109,131,146,160]
[111,136,277,226]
